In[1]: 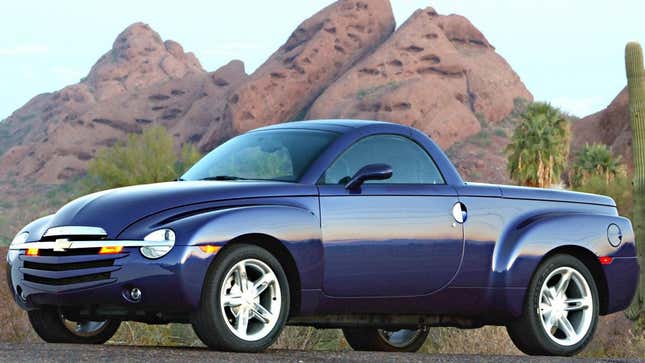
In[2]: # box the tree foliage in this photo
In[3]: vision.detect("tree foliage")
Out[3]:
[85,126,201,191]
[570,143,625,187]
[506,102,571,187]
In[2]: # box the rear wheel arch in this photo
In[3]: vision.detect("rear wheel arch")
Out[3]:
[539,245,609,315]
[220,233,302,316]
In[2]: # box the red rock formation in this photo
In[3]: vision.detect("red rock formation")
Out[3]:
[571,88,632,169]
[0,1,533,184]
[307,7,532,148]
[0,24,241,183]
[224,0,396,134]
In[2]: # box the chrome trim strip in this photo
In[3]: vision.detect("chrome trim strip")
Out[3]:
[10,240,173,250]
[44,226,108,237]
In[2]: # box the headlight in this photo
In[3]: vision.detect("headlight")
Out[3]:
[11,232,29,246]
[141,229,175,259]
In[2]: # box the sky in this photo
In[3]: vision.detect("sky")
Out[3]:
[1,1,644,120]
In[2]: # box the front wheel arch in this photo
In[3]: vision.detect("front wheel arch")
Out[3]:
[215,234,302,317]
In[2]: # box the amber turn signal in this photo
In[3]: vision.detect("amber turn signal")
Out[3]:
[99,246,124,254]
[25,248,38,256]
[199,245,221,254]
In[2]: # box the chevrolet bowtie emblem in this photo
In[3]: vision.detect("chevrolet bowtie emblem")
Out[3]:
[53,239,73,252]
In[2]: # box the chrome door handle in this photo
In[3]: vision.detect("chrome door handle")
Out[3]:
[452,202,467,224]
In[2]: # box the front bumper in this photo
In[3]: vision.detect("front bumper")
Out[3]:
[6,242,218,316]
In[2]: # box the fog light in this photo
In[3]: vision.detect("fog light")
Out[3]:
[130,288,142,301]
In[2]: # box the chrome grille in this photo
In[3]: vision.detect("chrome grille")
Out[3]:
[21,226,123,286]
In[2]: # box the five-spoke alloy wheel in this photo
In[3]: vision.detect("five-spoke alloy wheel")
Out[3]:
[220,259,282,341]
[538,267,594,346]
[507,254,599,356]
[192,244,290,352]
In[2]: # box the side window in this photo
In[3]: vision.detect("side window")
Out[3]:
[322,135,445,185]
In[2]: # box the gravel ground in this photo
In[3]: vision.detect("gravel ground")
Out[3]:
[0,343,642,363]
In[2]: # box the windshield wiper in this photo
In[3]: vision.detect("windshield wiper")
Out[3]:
[199,175,249,181]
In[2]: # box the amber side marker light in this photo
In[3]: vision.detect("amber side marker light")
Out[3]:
[99,246,124,254]
[599,256,613,265]
[199,245,221,254]
[25,248,38,256]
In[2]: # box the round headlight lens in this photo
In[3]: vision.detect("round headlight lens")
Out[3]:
[141,229,175,259]
[11,232,29,246]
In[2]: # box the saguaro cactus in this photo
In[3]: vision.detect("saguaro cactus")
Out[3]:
[626,42,645,318]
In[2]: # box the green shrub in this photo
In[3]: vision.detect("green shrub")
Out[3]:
[85,126,201,191]
[573,173,632,218]
[570,143,625,187]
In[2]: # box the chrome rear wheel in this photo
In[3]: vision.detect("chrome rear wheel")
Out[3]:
[538,267,593,346]
[506,254,599,356]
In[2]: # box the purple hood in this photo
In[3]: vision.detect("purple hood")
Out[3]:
[33,181,316,240]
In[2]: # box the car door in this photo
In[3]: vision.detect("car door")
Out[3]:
[318,134,464,297]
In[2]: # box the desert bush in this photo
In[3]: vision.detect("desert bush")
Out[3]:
[506,102,570,187]
[85,125,201,191]
[573,173,632,219]
[570,143,625,187]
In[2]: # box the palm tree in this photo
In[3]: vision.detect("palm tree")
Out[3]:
[570,143,625,187]
[506,102,571,187]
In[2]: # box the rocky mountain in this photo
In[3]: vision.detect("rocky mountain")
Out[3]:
[572,88,633,169]
[0,0,532,184]
[308,7,531,148]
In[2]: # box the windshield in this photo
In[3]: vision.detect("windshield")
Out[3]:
[181,129,339,182]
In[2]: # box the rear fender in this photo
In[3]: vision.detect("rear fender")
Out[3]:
[491,213,635,316]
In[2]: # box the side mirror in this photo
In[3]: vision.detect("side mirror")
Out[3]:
[345,163,393,190]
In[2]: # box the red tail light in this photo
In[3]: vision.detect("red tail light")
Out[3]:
[599,256,613,265]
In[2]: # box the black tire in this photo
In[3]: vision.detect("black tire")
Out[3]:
[192,243,290,352]
[28,307,120,344]
[506,254,599,356]
[343,327,429,352]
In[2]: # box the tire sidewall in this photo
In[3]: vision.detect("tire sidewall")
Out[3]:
[200,244,290,351]
[28,308,120,344]
[526,255,599,356]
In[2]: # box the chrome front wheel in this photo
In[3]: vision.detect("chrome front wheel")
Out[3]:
[192,244,290,352]
[28,308,120,344]
[61,315,110,337]
[220,259,282,341]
